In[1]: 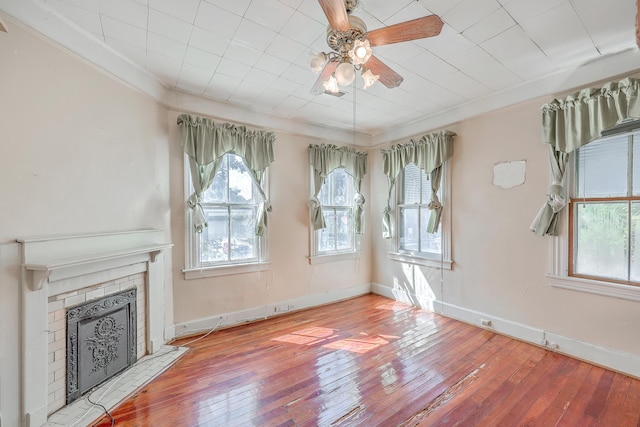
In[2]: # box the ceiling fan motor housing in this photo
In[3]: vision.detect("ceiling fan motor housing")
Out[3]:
[326,15,367,55]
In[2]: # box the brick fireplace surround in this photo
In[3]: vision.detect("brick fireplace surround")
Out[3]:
[18,230,172,427]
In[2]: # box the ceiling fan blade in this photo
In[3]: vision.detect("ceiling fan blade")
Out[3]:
[365,55,403,88]
[311,60,338,95]
[637,0,640,48]
[367,15,444,46]
[318,0,351,31]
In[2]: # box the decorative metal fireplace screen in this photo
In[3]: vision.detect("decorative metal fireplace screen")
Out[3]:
[66,289,137,404]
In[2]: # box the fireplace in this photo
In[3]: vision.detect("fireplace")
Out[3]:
[18,230,172,427]
[66,288,138,405]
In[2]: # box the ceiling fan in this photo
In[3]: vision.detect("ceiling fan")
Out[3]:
[310,0,444,95]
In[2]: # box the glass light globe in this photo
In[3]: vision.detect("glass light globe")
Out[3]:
[355,46,368,59]
[322,75,340,93]
[361,68,379,89]
[310,52,327,74]
[335,62,356,86]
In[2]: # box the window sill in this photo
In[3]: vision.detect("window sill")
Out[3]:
[183,261,270,279]
[388,252,453,270]
[548,274,640,302]
[308,252,361,265]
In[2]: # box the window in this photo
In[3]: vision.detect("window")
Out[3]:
[570,132,640,285]
[312,167,358,257]
[390,163,452,269]
[184,153,268,277]
[398,163,442,255]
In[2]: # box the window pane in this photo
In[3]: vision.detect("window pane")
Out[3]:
[319,168,353,207]
[228,155,257,204]
[577,136,628,197]
[202,157,228,203]
[335,208,353,251]
[574,202,628,280]
[421,170,431,203]
[631,202,640,282]
[315,168,356,255]
[318,209,336,252]
[399,207,419,252]
[318,173,331,206]
[230,207,256,260]
[420,207,441,254]
[201,207,229,263]
[402,164,422,204]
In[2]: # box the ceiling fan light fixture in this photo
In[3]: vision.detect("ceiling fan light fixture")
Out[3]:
[349,39,372,65]
[361,68,379,89]
[335,61,356,85]
[323,74,340,93]
[310,52,328,74]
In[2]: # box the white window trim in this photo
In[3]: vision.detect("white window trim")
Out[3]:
[183,155,270,279]
[388,162,453,269]
[183,261,271,279]
[547,145,640,301]
[308,167,360,261]
[308,251,362,265]
[547,230,640,302]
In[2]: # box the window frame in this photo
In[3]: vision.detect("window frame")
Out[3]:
[183,154,270,279]
[388,162,453,269]
[308,167,362,264]
[548,130,640,301]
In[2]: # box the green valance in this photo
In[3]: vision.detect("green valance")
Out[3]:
[177,114,276,235]
[532,77,640,236]
[541,77,640,154]
[381,130,456,239]
[308,144,368,233]
[178,114,275,170]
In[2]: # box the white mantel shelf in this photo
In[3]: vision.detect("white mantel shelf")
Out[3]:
[21,243,172,291]
[17,229,172,291]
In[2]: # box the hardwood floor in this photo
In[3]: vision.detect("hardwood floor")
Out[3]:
[92,294,640,426]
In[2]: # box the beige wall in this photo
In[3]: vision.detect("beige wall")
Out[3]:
[167,110,372,326]
[371,98,640,357]
[0,19,172,426]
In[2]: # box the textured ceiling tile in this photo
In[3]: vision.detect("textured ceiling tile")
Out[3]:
[148,9,193,44]
[98,0,148,29]
[149,0,200,24]
[195,2,242,37]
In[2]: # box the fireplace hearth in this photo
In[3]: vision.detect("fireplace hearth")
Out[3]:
[66,289,137,404]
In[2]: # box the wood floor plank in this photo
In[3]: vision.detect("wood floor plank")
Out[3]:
[90,294,640,427]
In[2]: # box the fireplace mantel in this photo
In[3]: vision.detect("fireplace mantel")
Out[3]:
[17,230,172,427]
[20,242,171,292]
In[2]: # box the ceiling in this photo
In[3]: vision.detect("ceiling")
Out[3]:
[2,0,640,145]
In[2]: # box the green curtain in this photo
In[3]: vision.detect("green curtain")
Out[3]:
[177,114,276,235]
[308,144,368,234]
[531,77,640,236]
[380,130,456,239]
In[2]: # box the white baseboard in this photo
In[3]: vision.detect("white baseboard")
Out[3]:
[164,325,176,342]
[372,282,640,378]
[173,283,372,338]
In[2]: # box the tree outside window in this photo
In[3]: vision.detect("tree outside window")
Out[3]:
[316,168,356,254]
[571,132,640,284]
[398,163,442,257]
[194,153,263,266]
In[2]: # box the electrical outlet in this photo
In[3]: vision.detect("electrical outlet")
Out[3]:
[274,305,290,313]
[480,318,492,327]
